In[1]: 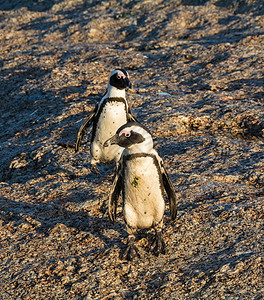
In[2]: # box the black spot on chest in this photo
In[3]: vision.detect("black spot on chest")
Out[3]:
[122,153,164,192]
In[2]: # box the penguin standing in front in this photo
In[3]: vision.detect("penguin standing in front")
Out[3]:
[74,69,137,173]
[104,122,177,260]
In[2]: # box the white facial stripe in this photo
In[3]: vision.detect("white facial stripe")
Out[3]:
[130,126,146,136]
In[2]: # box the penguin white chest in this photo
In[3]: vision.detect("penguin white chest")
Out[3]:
[92,101,127,162]
[123,156,165,229]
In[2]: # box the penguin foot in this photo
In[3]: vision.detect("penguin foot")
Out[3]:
[123,235,140,261]
[149,230,166,256]
[91,164,100,174]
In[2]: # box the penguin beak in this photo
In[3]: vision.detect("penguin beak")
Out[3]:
[104,134,119,147]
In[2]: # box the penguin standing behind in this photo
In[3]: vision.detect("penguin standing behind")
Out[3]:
[104,122,177,260]
[72,69,137,173]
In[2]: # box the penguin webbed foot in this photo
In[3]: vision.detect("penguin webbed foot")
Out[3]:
[123,235,140,261]
[149,230,166,256]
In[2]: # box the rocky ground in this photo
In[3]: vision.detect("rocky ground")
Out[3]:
[0,0,264,299]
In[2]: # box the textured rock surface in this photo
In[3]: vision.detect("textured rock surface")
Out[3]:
[0,0,263,299]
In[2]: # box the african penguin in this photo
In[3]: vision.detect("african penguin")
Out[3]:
[104,122,177,260]
[74,69,137,173]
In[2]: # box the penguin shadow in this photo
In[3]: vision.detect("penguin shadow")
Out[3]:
[0,153,180,262]
[1,148,59,184]
[0,195,97,234]
[0,195,130,258]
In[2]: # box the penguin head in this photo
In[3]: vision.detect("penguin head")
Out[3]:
[109,69,132,90]
[104,122,153,153]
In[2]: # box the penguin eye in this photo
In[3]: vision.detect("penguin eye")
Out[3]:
[125,132,131,138]
[117,74,121,79]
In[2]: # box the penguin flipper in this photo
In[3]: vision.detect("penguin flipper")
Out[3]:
[108,172,122,224]
[162,166,177,220]
[75,111,95,152]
